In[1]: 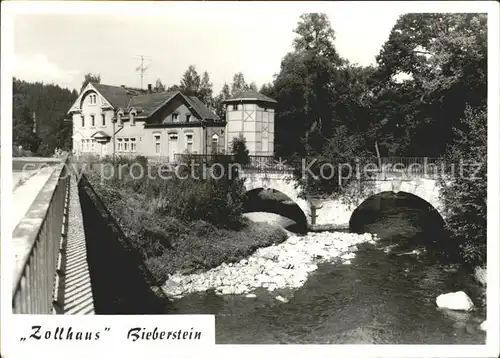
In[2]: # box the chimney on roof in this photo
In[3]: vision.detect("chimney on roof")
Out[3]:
[148,84,152,93]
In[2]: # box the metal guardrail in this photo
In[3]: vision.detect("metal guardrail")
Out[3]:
[173,154,296,173]
[12,155,70,314]
[71,154,446,177]
[173,154,445,175]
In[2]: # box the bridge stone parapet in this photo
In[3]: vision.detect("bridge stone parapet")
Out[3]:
[241,171,311,220]
[240,171,445,231]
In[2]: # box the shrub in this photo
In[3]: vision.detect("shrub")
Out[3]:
[231,134,250,165]
[439,105,487,265]
[135,155,148,167]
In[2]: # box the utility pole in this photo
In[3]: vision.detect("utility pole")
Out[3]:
[133,55,152,90]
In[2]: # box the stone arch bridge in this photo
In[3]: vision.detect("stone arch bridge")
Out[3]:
[241,170,444,231]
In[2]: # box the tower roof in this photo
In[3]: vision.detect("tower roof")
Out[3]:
[223,90,277,104]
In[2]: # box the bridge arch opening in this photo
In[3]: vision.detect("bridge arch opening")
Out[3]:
[349,191,449,252]
[243,188,308,234]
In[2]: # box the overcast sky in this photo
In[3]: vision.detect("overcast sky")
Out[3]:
[13,2,408,93]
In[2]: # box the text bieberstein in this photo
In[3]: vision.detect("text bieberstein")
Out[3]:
[127,327,202,341]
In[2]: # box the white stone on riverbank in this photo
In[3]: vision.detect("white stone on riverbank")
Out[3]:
[436,291,474,311]
[479,320,487,332]
[161,231,379,300]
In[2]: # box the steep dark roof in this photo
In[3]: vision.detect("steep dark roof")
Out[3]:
[128,91,177,116]
[93,84,219,120]
[92,84,134,109]
[223,90,277,104]
[128,91,219,120]
[185,96,219,121]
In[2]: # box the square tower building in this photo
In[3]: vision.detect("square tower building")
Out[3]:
[223,91,277,156]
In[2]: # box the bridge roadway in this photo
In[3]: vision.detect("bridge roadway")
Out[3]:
[10,155,444,314]
[12,156,95,314]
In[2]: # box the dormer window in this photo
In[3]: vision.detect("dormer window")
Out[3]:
[232,104,238,110]
[89,94,97,105]
[117,110,124,126]
[172,113,179,122]
[186,114,191,122]
[81,115,85,127]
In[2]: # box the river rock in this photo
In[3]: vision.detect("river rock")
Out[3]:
[479,320,487,332]
[436,291,474,311]
[275,295,288,303]
[288,236,299,245]
[245,293,257,298]
[341,252,356,260]
[161,230,379,300]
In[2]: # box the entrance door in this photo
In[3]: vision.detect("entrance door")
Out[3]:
[168,133,178,162]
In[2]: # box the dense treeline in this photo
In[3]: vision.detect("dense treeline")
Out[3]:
[13,78,78,155]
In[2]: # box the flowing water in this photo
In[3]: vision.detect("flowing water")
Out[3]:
[166,192,486,344]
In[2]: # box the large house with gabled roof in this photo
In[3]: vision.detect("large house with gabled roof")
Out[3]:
[68,82,277,160]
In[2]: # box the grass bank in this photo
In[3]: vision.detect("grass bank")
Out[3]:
[84,158,288,285]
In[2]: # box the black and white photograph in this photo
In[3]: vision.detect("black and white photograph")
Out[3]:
[1,0,498,355]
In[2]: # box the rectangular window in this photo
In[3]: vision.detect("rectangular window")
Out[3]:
[232,104,238,110]
[103,143,108,154]
[91,115,95,127]
[154,135,161,154]
[101,113,106,126]
[211,135,219,154]
[172,113,179,122]
[81,115,85,127]
[124,138,129,152]
[130,138,137,152]
[186,133,193,153]
[117,138,123,152]
[80,140,84,152]
[186,114,191,122]
[91,139,96,153]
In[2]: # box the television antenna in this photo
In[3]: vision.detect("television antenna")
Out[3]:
[133,55,152,90]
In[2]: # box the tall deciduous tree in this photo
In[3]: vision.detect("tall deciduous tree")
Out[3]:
[198,71,214,108]
[292,13,343,64]
[374,13,487,157]
[179,65,201,96]
[230,72,247,96]
[267,13,349,158]
[214,83,231,119]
